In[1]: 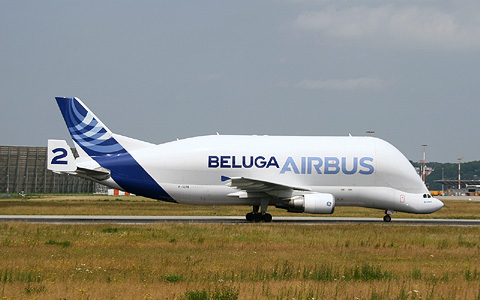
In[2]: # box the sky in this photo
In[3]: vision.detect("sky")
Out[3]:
[1,0,479,163]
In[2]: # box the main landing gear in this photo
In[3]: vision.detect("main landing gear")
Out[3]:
[383,210,394,222]
[245,203,272,222]
[246,212,272,222]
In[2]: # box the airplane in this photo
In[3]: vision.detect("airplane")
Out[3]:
[48,97,444,222]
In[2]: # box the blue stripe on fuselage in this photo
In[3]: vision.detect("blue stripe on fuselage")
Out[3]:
[96,153,175,202]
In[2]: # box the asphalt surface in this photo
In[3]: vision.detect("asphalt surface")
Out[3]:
[0,215,479,225]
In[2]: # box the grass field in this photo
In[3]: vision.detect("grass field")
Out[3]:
[0,195,479,299]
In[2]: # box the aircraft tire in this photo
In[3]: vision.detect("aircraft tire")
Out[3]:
[383,215,392,222]
[263,213,272,222]
[254,213,263,222]
[246,212,255,221]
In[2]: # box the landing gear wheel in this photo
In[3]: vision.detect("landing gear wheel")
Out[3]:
[263,213,272,222]
[247,203,273,222]
[383,215,392,222]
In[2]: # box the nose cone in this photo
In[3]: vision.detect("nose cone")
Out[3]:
[407,196,444,214]
[431,197,444,213]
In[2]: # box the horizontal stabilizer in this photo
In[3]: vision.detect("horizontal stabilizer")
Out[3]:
[48,139,111,181]
[47,140,77,172]
[76,166,111,181]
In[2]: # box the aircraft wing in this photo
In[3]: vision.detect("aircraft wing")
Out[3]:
[225,177,310,198]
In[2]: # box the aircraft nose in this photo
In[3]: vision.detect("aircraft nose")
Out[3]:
[432,198,444,212]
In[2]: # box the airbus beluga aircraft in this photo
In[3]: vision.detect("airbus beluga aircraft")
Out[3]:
[48,97,443,222]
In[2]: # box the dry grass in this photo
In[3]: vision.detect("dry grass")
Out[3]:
[0,195,480,299]
[0,222,480,299]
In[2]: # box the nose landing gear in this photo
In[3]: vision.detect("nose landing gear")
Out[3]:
[383,210,394,222]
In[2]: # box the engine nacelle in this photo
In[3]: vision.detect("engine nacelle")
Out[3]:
[289,193,335,214]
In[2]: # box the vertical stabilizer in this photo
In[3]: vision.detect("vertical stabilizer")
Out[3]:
[55,97,126,157]
[53,97,173,202]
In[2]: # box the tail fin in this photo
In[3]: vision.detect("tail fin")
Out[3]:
[55,97,126,157]
[53,97,173,202]
[55,97,152,157]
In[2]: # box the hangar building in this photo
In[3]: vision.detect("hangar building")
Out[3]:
[0,145,100,195]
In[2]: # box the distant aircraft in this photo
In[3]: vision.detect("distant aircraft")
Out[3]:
[48,97,443,222]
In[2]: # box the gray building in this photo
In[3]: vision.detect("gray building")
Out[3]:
[435,179,480,196]
[0,145,101,195]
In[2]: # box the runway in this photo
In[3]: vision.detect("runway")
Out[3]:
[0,215,479,225]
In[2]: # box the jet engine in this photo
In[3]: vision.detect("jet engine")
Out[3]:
[287,193,335,214]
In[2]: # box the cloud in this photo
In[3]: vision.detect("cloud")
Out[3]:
[294,5,480,50]
[296,77,390,91]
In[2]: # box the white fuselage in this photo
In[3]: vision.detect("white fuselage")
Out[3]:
[104,135,443,214]
[51,97,444,218]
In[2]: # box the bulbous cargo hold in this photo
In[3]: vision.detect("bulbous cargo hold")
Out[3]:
[49,97,443,222]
